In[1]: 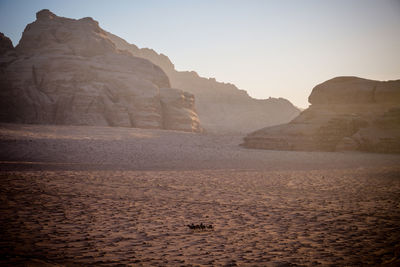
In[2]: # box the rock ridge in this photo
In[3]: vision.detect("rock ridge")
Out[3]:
[0,10,202,132]
[105,31,300,133]
[242,77,400,153]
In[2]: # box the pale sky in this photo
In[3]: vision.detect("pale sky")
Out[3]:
[1,0,399,108]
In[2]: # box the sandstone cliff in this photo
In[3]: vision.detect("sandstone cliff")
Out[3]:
[243,77,400,153]
[106,32,300,133]
[0,10,201,132]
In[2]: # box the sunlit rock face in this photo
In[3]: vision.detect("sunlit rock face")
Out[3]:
[106,32,300,134]
[242,77,400,153]
[0,9,201,132]
[160,88,201,132]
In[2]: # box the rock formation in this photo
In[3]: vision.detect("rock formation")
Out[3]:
[0,33,14,55]
[0,10,201,132]
[160,88,201,132]
[242,77,400,153]
[106,32,300,133]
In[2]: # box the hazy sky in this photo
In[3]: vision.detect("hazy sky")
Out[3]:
[1,0,399,108]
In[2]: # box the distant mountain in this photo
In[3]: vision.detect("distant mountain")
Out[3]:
[106,32,300,133]
[0,9,299,134]
[242,77,400,153]
[0,10,201,132]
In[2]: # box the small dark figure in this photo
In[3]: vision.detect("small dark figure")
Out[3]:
[187,223,214,230]
[187,223,195,229]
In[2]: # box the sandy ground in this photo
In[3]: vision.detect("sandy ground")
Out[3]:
[0,123,400,266]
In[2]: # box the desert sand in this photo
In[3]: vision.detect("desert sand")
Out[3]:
[1,123,400,266]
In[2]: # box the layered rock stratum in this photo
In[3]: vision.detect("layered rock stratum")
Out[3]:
[243,77,400,153]
[0,10,201,132]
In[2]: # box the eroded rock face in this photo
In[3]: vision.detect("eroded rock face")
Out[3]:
[308,76,400,104]
[0,10,201,132]
[160,88,201,132]
[106,32,300,133]
[243,77,400,153]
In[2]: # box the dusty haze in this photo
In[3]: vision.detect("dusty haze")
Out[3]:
[1,3,400,267]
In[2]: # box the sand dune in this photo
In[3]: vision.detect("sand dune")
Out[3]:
[1,123,400,266]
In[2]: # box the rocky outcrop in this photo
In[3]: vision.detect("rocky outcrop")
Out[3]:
[0,33,17,70]
[0,33,14,55]
[106,32,300,133]
[0,10,201,132]
[308,76,400,104]
[160,88,201,132]
[242,77,400,153]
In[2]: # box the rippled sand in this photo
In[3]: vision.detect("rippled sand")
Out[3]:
[0,123,399,266]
